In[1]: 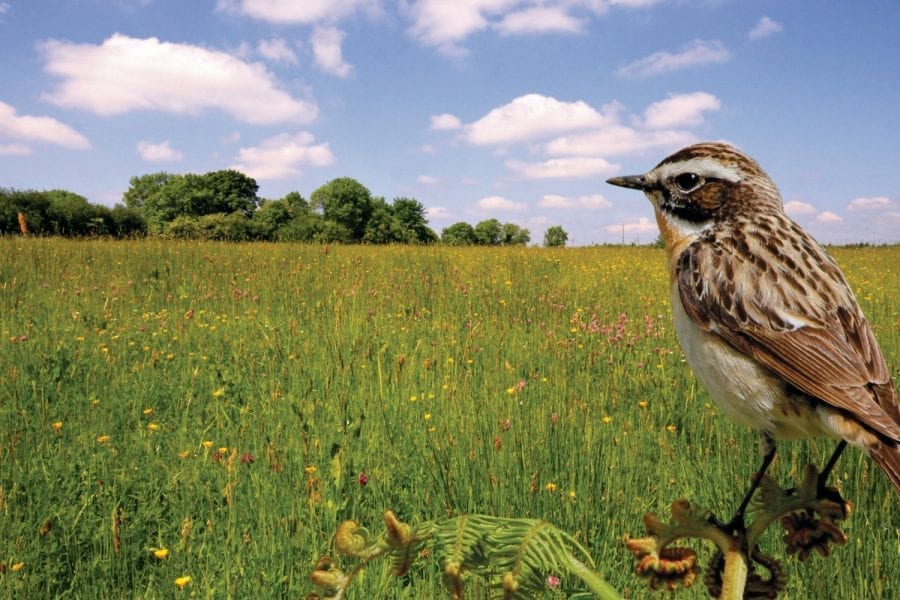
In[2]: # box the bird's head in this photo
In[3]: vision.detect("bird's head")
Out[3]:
[607,143,782,248]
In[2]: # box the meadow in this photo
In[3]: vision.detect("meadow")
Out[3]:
[0,238,897,599]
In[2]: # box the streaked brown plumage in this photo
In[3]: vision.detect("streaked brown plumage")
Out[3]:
[607,143,899,518]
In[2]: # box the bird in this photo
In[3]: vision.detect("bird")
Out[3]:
[606,142,899,529]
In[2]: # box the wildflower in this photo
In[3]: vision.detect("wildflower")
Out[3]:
[568,490,577,501]
[547,574,561,589]
[212,388,225,398]
[304,465,318,475]
[143,408,154,416]
[666,424,677,433]
[602,415,612,424]
[423,412,432,421]
[358,472,369,487]
[153,548,169,560]
[96,435,110,444]
[178,450,190,459]
[545,482,557,493]
[201,440,213,449]
[240,452,254,465]
[638,400,649,408]
[147,423,160,432]
[51,421,63,432]
[174,575,192,589]
[11,561,24,572]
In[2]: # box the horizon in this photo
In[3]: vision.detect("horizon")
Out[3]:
[1,1,899,246]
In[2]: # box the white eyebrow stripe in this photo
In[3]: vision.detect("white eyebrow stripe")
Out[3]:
[656,157,743,183]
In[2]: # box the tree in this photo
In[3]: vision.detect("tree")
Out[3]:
[110,205,147,237]
[392,197,437,244]
[363,197,404,244]
[441,222,476,246]
[501,222,530,246]
[0,188,50,234]
[474,219,502,245]
[253,198,295,240]
[123,172,173,211]
[544,225,568,248]
[202,169,259,217]
[311,177,373,242]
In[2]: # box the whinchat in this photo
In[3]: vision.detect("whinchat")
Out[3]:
[607,142,899,525]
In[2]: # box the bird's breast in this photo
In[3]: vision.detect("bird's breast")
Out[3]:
[668,284,825,440]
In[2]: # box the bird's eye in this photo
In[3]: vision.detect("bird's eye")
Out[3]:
[673,173,701,192]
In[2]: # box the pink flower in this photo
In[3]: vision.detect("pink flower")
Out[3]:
[358,472,369,487]
[547,574,561,588]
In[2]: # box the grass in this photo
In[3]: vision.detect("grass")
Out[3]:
[0,238,897,599]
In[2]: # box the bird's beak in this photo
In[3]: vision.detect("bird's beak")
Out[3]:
[606,174,651,191]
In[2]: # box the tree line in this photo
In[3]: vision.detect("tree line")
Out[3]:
[2,169,569,246]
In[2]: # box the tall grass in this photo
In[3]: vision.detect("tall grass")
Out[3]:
[0,239,896,598]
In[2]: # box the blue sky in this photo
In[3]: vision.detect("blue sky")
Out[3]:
[1,1,899,245]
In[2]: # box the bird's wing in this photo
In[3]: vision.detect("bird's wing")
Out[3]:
[677,235,900,441]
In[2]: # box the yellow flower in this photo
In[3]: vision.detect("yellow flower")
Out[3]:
[545,482,557,493]
[568,490,577,500]
[638,400,649,409]
[96,435,110,444]
[147,423,160,432]
[143,408,154,416]
[201,440,213,449]
[212,388,225,398]
[51,421,64,432]
[153,548,169,560]
[666,424,677,434]
[174,575,192,589]
[424,412,432,421]
[178,450,190,459]
[11,561,24,572]
[601,415,612,424]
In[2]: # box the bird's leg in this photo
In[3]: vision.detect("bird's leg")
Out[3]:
[718,434,777,534]
[815,440,848,506]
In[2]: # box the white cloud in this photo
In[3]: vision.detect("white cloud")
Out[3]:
[784,200,817,216]
[748,16,782,41]
[40,34,318,125]
[617,39,730,78]
[605,217,658,235]
[477,195,526,212]
[465,93,608,145]
[406,0,662,53]
[643,92,721,129]
[538,193,611,209]
[0,2,9,16]
[506,156,619,179]
[137,140,184,162]
[430,113,462,130]
[847,196,894,211]
[417,174,439,185]
[230,131,336,179]
[426,206,453,220]
[310,26,353,77]
[0,143,32,156]
[494,6,584,35]
[546,126,697,157]
[816,211,843,223]
[406,0,515,53]
[216,0,374,24]
[0,100,91,150]
[257,38,298,64]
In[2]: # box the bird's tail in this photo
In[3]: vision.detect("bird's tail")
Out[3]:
[868,439,900,492]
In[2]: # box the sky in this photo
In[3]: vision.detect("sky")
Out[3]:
[1,1,899,245]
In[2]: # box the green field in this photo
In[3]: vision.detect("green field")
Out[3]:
[1,239,897,598]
